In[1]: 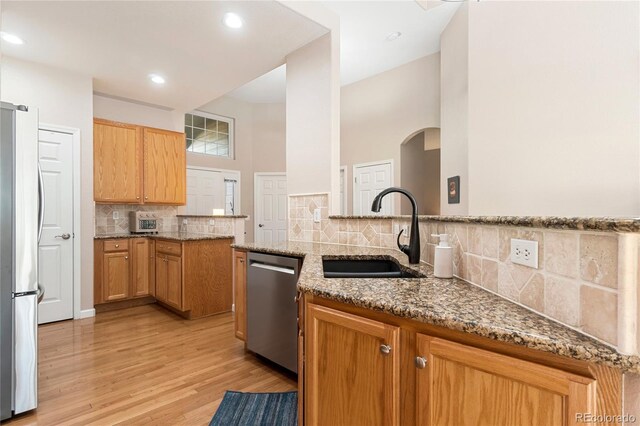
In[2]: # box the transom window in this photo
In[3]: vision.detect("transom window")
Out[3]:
[185,111,234,159]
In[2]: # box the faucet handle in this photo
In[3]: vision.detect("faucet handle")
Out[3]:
[397,229,409,254]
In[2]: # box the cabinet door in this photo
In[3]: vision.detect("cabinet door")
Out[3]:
[155,255,167,303]
[233,250,247,340]
[148,240,156,297]
[143,127,186,204]
[131,239,150,297]
[93,119,142,203]
[102,252,130,301]
[415,335,595,426]
[305,303,400,426]
[165,255,183,310]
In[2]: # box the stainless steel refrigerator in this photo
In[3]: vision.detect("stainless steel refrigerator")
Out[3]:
[1,101,41,420]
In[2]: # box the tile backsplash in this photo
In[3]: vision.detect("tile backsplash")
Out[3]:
[94,205,246,244]
[288,193,636,352]
[94,205,179,234]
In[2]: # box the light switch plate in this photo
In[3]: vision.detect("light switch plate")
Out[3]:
[112,211,119,220]
[313,208,321,223]
[510,238,539,269]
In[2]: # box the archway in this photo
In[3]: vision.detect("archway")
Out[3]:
[400,128,440,215]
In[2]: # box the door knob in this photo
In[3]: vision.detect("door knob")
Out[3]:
[258,224,264,227]
[55,233,71,240]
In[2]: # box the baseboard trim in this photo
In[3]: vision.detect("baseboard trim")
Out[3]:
[79,308,95,319]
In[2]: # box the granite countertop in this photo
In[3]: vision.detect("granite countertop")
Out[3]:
[95,232,235,241]
[233,241,640,373]
[328,215,640,232]
[176,214,248,219]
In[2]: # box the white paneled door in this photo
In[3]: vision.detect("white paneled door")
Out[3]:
[353,161,393,215]
[185,168,224,215]
[38,129,74,324]
[255,174,287,244]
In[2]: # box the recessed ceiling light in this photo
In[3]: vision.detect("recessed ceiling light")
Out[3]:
[149,74,166,85]
[0,32,24,45]
[223,12,243,29]
[385,32,402,42]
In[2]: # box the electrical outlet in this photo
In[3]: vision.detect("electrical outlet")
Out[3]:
[510,238,539,268]
[313,208,321,223]
[182,219,188,225]
[112,211,119,220]
[209,219,215,226]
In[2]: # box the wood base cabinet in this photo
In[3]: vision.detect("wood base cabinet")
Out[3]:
[233,250,247,340]
[302,297,620,426]
[94,238,153,305]
[305,303,400,426]
[155,238,233,319]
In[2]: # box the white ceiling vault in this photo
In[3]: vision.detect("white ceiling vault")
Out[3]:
[227,0,460,104]
[0,1,328,111]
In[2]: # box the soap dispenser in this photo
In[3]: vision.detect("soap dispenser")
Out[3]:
[431,234,453,278]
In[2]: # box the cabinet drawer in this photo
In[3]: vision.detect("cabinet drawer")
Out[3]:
[103,239,129,252]
[156,240,182,256]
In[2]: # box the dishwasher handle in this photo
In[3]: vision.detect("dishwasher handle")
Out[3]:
[250,261,295,275]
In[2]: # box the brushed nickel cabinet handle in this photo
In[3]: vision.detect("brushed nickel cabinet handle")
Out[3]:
[415,356,427,369]
[380,344,392,355]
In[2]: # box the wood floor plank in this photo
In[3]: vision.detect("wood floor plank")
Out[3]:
[2,304,296,425]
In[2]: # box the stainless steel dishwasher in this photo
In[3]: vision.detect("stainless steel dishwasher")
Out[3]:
[246,252,300,373]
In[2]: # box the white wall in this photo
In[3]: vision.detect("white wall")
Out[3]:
[93,94,184,132]
[440,3,469,216]
[1,57,94,311]
[188,96,286,242]
[286,33,341,211]
[341,54,441,214]
[441,1,640,217]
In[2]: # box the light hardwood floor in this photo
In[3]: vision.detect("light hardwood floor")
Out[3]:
[3,305,297,426]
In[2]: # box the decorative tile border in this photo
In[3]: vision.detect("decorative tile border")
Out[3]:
[290,193,636,351]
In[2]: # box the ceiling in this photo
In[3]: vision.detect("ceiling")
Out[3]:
[227,0,460,104]
[0,1,328,111]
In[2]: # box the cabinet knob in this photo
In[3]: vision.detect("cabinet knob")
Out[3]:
[145,196,148,200]
[115,244,119,248]
[239,259,244,263]
[136,196,140,200]
[415,356,427,369]
[125,256,128,260]
[379,344,392,355]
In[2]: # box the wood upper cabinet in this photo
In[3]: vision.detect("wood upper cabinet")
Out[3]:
[143,127,186,205]
[102,251,131,302]
[305,303,401,426]
[233,250,247,340]
[416,335,595,426]
[93,119,186,205]
[93,119,142,203]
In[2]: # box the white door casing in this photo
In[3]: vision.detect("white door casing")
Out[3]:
[340,166,347,215]
[353,160,393,215]
[254,173,287,244]
[38,129,74,324]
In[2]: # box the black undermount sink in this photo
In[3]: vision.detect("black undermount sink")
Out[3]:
[322,257,424,279]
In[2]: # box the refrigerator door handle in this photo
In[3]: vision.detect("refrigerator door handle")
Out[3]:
[37,163,44,243]
[37,284,45,304]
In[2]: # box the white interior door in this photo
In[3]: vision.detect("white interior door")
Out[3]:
[38,129,74,324]
[255,174,287,244]
[185,168,224,215]
[353,161,393,215]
